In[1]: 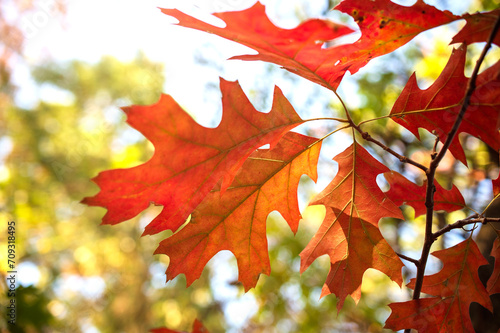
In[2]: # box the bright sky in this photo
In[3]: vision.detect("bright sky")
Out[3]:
[15,0,333,123]
[14,0,474,121]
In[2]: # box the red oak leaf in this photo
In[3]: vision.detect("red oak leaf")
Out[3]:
[300,142,404,310]
[452,9,500,46]
[387,297,464,333]
[82,78,304,235]
[493,175,500,197]
[386,237,493,332]
[487,230,500,295]
[150,319,208,333]
[390,45,500,165]
[384,171,465,217]
[329,0,458,86]
[314,208,404,311]
[160,3,353,91]
[154,132,321,290]
[161,0,457,91]
[485,176,500,218]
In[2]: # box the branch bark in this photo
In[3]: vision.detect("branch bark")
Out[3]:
[403,14,500,333]
[349,122,428,171]
[433,216,500,239]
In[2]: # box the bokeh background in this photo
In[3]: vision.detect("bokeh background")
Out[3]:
[1,0,499,332]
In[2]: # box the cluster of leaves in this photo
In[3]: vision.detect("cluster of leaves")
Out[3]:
[83,1,500,332]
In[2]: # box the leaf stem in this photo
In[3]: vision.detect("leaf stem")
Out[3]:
[332,89,354,124]
[304,116,350,123]
[408,13,500,318]
[358,113,393,126]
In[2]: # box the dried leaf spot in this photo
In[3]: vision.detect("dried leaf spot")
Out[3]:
[352,9,365,23]
[379,19,388,29]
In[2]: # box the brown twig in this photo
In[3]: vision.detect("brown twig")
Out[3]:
[396,252,419,266]
[433,216,500,239]
[406,14,500,333]
[333,81,428,172]
[431,134,440,160]
[353,125,429,172]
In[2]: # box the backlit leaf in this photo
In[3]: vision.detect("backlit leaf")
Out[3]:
[82,79,304,235]
[452,9,500,46]
[390,46,500,165]
[386,237,492,332]
[384,171,466,217]
[161,0,457,91]
[300,141,404,310]
[487,230,500,295]
[155,132,321,290]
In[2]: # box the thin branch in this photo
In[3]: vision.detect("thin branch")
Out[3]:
[433,216,500,239]
[330,84,428,172]
[397,252,419,266]
[433,34,500,168]
[330,89,427,171]
[353,126,428,172]
[431,134,440,159]
[410,14,500,306]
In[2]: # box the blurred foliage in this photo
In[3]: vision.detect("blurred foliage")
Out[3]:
[1,54,225,333]
[6,286,55,333]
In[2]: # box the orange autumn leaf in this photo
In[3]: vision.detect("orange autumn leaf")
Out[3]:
[452,9,500,46]
[492,175,500,198]
[300,141,404,310]
[384,171,465,216]
[390,46,500,165]
[386,237,492,332]
[312,208,404,311]
[329,0,458,87]
[155,132,321,290]
[82,78,304,235]
[161,0,457,91]
[487,230,500,295]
